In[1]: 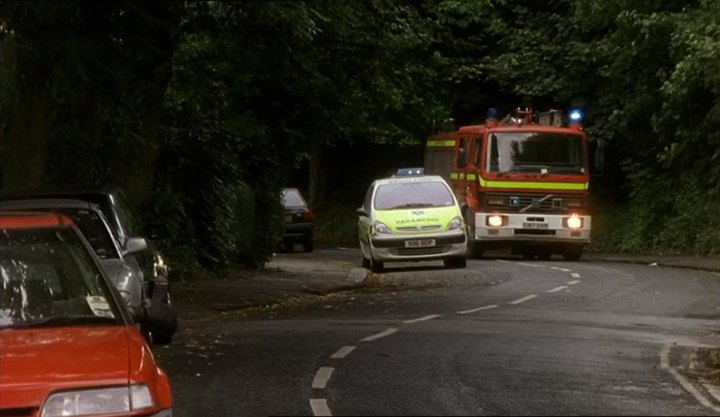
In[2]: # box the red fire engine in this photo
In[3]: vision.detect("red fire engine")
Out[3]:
[424,107,592,261]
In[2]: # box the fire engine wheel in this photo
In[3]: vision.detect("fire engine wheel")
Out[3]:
[468,241,484,259]
[562,245,583,261]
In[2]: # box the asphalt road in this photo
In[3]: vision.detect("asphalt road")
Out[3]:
[155,249,720,416]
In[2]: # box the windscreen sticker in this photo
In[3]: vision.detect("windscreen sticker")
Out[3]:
[85,296,113,317]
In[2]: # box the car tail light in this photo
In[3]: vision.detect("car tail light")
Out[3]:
[303,208,314,222]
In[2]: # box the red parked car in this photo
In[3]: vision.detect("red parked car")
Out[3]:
[0,211,172,417]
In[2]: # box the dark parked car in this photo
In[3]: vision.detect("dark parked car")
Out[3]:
[281,188,314,252]
[0,185,176,344]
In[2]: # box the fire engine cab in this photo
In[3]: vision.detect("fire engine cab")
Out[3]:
[424,107,592,261]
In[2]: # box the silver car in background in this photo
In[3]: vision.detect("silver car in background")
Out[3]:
[0,199,147,310]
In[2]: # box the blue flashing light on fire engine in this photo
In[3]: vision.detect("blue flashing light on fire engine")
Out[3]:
[486,107,499,120]
[568,108,584,124]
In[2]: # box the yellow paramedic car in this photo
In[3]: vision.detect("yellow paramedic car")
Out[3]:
[357,168,468,272]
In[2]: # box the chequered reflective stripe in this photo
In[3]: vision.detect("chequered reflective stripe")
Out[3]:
[427,140,455,147]
[478,176,589,190]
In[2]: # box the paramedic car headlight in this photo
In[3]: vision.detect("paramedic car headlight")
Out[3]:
[41,385,154,417]
[448,216,463,231]
[373,221,391,234]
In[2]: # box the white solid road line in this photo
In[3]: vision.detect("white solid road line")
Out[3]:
[361,328,398,342]
[551,266,572,272]
[403,314,441,324]
[547,286,568,293]
[660,345,720,412]
[456,304,499,315]
[508,294,537,305]
[310,399,333,416]
[312,367,335,389]
[330,346,356,359]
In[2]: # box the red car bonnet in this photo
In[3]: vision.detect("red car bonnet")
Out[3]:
[0,326,132,410]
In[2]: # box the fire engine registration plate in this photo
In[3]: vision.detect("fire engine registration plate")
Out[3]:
[405,239,436,248]
[522,222,548,229]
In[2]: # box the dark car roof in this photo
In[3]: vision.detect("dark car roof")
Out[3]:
[0,198,101,211]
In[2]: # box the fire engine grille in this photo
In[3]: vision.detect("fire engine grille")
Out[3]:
[485,193,585,214]
[396,225,442,232]
[391,246,449,256]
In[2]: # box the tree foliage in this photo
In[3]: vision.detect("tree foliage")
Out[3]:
[3,0,720,277]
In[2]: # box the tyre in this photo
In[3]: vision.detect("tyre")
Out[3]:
[303,236,314,253]
[537,249,552,261]
[151,332,173,345]
[562,244,583,261]
[467,241,484,259]
[370,257,384,273]
[361,255,370,268]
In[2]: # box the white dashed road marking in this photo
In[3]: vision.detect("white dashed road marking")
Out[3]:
[403,314,441,324]
[309,259,590,413]
[310,399,333,416]
[508,294,537,304]
[330,346,356,359]
[456,304,499,315]
[361,328,398,342]
[312,367,335,389]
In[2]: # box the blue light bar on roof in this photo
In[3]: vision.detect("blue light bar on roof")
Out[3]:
[395,167,424,176]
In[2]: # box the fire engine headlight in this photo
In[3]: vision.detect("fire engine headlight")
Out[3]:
[447,216,463,231]
[564,215,583,229]
[487,215,506,227]
[41,385,154,416]
[373,221,392,234]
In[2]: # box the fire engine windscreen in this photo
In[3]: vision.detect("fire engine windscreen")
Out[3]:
[487,132,587,174]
